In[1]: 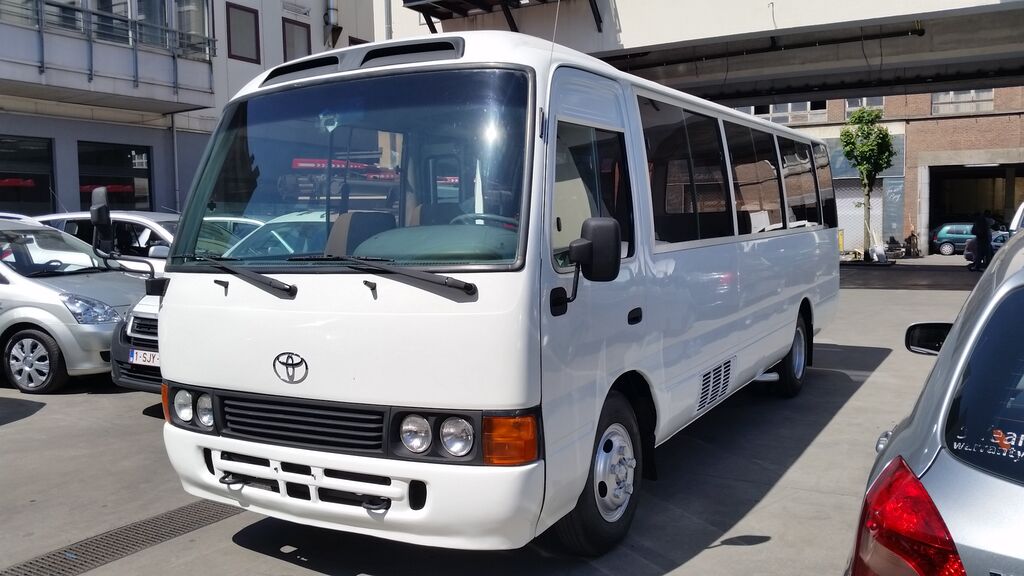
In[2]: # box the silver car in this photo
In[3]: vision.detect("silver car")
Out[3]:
[0,221,145,393]
[849,232,1024,575]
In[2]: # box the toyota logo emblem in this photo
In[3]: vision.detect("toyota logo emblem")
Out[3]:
[273,352,308,384]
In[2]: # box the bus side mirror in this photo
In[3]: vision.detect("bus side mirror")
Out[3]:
[89,187,113,254]
[570,217,620,282]
[905,322,952,355]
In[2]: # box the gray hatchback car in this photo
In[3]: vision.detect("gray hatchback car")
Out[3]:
[848,232,1024,575]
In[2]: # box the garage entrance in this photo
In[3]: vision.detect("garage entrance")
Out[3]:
[929,164,1022,233]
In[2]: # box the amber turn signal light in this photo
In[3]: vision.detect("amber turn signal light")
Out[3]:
[161,383,171,422]
[483,414,538,465]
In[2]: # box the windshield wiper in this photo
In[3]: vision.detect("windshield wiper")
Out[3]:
[64,266,113,275]
[287,254,477,296]
[179,254,297,300]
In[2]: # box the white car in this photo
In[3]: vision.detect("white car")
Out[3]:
[36,211,178,273]
[0,212,43,225]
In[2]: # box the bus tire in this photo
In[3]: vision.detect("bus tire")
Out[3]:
[773,315,808,398]
[554,391,642,556]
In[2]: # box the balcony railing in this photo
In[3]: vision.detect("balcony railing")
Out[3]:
[0,0,215,62]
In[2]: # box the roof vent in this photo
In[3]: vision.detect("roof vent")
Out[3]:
[360,39,464,68]
[263,55,341,86]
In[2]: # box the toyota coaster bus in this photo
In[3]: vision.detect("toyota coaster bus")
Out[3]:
[148,31,839,555]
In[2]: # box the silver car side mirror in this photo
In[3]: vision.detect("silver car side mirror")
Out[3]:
[905,322,953,356]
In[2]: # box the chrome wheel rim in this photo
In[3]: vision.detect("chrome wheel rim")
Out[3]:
[939,243,954,255]
[791,325,806,381]
[9,338,50,389]
[593,423,636,522]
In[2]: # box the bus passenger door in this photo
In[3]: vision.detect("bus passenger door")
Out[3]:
[538,68,647,531]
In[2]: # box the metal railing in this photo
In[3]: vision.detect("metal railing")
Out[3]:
[0,0,216,62]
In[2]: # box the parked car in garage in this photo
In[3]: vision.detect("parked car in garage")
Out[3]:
[36,211,178,273]
[848,231,1024,575]
[0,220,145,393]
[110,295,161,392]
[931,222,974,255]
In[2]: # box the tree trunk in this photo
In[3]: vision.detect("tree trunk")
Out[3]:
[863,184,873,262]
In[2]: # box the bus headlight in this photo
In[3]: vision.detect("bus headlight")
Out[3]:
[400,414,432,454]
[173,389,193,422]
[195,393,214,428]
[440,417,474,456]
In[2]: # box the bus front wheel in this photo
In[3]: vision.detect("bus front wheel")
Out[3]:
[554,391,642,556]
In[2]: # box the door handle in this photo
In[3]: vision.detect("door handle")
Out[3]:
[627,307,643,325]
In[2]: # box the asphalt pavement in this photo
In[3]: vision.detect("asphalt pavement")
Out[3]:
[0,268,973,576]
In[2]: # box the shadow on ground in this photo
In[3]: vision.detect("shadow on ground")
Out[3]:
[840,264,979,291]
[53,374,133,395]
[0,397,45,427]
[231,344,889,576]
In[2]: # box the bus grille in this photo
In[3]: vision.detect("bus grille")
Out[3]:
[219,394,388,455]
[698,358,733,411]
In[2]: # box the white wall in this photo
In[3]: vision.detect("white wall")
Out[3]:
[435,0,1024,55]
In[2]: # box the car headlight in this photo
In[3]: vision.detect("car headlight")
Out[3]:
[173,389,193,422]
[400,414,432,454]
[440,417,474,457]
[60,293,120,324]
[195,393,214,427]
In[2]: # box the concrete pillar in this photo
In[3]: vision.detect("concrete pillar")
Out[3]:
[918,165,930,252]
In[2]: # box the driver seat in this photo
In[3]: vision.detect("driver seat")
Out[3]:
[325,211,395,256]
[418,203,464,226]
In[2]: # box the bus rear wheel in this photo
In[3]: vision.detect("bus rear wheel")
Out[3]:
[554,391,642,556]
[773,315,808,398]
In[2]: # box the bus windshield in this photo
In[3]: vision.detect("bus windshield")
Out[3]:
[172,68,530,269]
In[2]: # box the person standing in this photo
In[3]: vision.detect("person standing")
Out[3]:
[972,212,993,270]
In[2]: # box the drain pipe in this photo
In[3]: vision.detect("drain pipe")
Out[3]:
[170,113,180,211]
[385,0,392,40]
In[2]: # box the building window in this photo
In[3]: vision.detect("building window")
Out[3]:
[226,2,260,63]
[77,142,152,210]
[846,96,884,118]
[282,18,310,61]
[177,0,211,59]
[0,136,55,215]
[931,89,995,115]
[735,101,826,125]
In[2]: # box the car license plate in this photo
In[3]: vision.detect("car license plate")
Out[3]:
[129,349,160,367]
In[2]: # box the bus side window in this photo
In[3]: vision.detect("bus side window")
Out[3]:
[778,137,819,227]
[813,143,838,228]
[724,122,785,234]
[637,97,734,244]
[551,121,635,269]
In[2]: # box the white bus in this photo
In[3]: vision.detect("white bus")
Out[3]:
[148,31,838,555]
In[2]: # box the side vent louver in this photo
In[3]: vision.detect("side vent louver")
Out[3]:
[697,357,734,412]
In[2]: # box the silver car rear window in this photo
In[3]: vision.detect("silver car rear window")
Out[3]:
[945,287,1024,484]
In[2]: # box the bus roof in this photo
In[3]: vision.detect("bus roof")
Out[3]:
[236,31,825,147]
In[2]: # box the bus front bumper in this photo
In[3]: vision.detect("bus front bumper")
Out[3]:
[163,424,545,550]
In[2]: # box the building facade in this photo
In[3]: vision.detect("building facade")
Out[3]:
[0,0,397,216]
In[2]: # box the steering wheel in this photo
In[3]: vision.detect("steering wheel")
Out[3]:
[449,213,519,228]
[42,259,65,268]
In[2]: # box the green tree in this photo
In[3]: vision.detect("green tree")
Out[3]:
[840,108,895,261]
